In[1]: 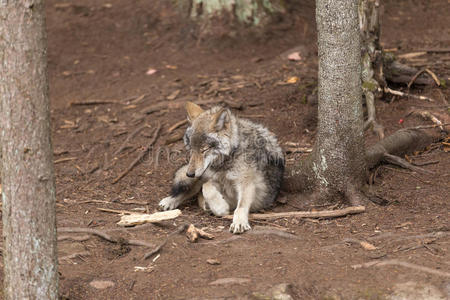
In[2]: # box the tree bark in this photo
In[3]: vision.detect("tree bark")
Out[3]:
[313,0,366,204]
[0,1,59,299]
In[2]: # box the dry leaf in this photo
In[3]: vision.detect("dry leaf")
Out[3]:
[146,68,157,75]
[360,241,377,251]
[206,259,221,265]
[167,89,180,100]
[286,76,299,84]
[287,52,302,61]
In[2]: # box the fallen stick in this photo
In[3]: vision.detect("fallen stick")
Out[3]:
[167,119,188,134]
[117,209,182,227]
[97,207,137,215]
[222,206,365,220]
[112,122,161,184]
[54,157,77,164]
[143,224,188,259]
[58,227,154,248]
[383,87,435,102]
[351,259,450,278]
[69,99,119,106]
[285,147,313,154]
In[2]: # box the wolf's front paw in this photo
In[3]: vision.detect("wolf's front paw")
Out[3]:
[229,209,251,234]
[159,196,180,211]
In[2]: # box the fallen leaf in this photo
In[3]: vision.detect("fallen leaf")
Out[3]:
[287,52,302,61]
[165,64,177,70]
[286,76,299,84]
[206,259,221,265]
[166,89,180,100]
[360,241,377,251]
[146,68,157,75]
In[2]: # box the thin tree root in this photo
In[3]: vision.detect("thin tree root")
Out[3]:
[143,224,188,260]
[382,153,433,174]
[112,122,161,184]
[222,206,365,220]
[58,227,154,248]
[113,123,150,157]
[351,259,450,278]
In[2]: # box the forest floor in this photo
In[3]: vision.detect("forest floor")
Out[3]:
[1,0,449,299]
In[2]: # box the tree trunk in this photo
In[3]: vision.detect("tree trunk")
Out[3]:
[312,0,366,204]
[0,1,59,299]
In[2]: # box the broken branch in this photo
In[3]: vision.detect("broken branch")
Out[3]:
[143,224,188,259]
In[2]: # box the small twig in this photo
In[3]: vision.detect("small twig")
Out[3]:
[248,228,301,240]
[54,157,77,164]
[167,119,188,134]
[113,123,150,157]
[285,147,313,154]
[411,110,445,131]
[69,99,119,106]
[351,259,450,278]
[382,87,435,102]
[97,207,137,215]
[143,224,188,259]
[222,206,365,220]
[406,122,450,130]
[383,153,433,174]
[424,69,441,86]
[112,122,161,184]
[58,227,154,248]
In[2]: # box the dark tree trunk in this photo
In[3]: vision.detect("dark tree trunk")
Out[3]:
[0,1,59,299]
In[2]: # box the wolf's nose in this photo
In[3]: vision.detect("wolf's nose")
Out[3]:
[186,172,195,178]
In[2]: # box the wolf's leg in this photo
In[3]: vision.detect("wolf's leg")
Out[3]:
[229,183,254,234]
[200,181,230,216]
[159,165,203,210]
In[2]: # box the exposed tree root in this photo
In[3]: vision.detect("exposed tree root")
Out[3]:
[351,259,450,278]
[283,128,435,200]
[143,224,187,260]
[222,206,366,220]
[382,153,433,174]
[58,227,154,248]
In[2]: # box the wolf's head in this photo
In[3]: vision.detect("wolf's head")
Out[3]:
[183,102,238,178]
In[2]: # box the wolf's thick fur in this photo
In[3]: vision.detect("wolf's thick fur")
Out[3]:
[159,102,284,233]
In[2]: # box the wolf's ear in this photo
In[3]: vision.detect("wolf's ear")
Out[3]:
[211,108,230,131]
[186,101,204,122]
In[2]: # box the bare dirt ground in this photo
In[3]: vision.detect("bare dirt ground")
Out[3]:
[1,0,449,299]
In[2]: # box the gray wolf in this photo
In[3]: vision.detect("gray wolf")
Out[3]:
[159,102,284,234]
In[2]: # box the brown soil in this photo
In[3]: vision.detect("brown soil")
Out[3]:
[2,0,450,299]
